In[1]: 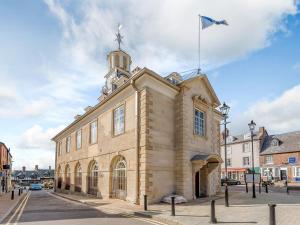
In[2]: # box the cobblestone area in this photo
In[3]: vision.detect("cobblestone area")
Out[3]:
[54,190,300,225]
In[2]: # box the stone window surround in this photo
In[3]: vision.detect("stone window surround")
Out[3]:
[66,136,71,153]
[193,97,208,138]
[76,129,82,150]
[57,141,62,156]
[112,102,126,137]
[89,119,98,145]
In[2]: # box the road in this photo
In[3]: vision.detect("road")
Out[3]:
[2,190,163,225]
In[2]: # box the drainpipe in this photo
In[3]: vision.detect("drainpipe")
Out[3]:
[131,79,140,204]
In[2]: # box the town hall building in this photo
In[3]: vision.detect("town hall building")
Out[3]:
[52,30,223,204]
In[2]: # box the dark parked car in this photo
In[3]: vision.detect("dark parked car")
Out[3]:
[221,178,241,186]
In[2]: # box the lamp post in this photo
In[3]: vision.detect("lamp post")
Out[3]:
[248,120,256,199]
[220,102,230,207]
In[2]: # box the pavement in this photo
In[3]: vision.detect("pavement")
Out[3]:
[53,187,300,225]
[0,189,26,224]
[1,190,165,225]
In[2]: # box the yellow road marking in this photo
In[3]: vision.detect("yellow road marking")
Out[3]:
[13,192,31,225]
[5,191,30,225]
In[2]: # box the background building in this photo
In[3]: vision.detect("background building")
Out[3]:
[260,131,300,183]
[221,127,267,182]
[0,142,12,193]
[12,165,54,187]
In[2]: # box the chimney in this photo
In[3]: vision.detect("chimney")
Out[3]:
[49,166,51,171]
[22,166,26,172]
[35,165,38,171]
[258,127,265,138]
[74,114,81,120]
[84,106,93,112]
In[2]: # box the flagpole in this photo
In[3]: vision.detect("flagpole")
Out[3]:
[198,14,201,74]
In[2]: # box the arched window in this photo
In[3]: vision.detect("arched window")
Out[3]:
[65,164,71,190]
[88,161,98,195]
[111,156,127,199]
[75,163,82,192]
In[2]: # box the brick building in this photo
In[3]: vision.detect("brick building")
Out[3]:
[260,131,300,183]
[0,142,12,192]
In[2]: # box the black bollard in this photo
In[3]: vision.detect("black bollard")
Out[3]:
[246,182,248,193]
[259,183,261,194]
[268,203,276,225]
[11,190,14,200]
[265,184,268,193]
[210,200,217,224]
[144,195,148,211]
[171,196,175,216]
[225,184,229,207]
[18,188,21,196]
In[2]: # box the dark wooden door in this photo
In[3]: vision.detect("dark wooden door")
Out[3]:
[195,171,200,198]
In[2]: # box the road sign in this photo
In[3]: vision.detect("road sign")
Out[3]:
[289,157,296,164]
[245,173,261,183]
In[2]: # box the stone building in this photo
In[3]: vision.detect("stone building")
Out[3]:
[52,34,223,204]
[260,131,300,183]
[220,127,267,182]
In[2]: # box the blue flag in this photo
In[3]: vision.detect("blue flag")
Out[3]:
[201,16,228,29]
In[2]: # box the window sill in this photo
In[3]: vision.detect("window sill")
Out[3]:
[112,131,125,138]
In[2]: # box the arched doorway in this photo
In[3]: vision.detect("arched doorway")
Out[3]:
[65,164,71,190]
[87,161,98,195]
[191,154,222,199]
[75,163,82,192]
[57,165,62,189]
[111,155,127,200]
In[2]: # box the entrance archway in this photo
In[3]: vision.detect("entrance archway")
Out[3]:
[191,154,222,199]
[110,155,127,200]
[75,163,82,192]
[65,164,71,190]
[57,165,62,189]
[87,161,98,195]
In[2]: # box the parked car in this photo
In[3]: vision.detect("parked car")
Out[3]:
[29,183,43,190]
[221,178,241,186]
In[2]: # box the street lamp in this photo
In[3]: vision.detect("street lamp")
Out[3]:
[220,102,230,207]
[248,120,256,198]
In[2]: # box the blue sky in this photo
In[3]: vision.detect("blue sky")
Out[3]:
[0,0,299,169]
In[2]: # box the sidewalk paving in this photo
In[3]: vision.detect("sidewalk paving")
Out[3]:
[0,190,26,223]
[53,190,300,225]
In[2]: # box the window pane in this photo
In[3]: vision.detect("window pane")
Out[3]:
[114,105,125,135]
[194,109,205,136]
[76,130,81,149]
[90,121,97,144]
[66,137,71,153]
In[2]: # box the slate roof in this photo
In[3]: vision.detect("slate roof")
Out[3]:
[191,154,210,161]
[12,169,54,179]
[260,131,300,155]
[221,131,260,146]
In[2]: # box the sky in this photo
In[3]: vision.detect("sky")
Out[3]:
[0,0,299,170]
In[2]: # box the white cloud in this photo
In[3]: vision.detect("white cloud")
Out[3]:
[44,0,297,72]
[231,85,300,134]
[18,124,64,150]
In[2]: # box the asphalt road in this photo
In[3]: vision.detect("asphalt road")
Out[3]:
[2,190,162,225]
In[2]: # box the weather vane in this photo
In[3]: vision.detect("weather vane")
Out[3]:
[115,23,123,49]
